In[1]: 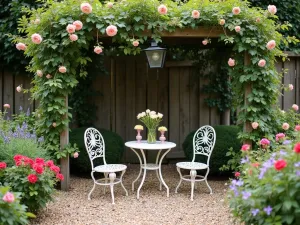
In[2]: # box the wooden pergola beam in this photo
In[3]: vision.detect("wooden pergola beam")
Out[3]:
[99,27,225,38]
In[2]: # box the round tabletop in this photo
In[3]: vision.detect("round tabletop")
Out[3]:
[125,140,176,150]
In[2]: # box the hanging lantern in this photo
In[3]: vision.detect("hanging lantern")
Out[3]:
[144,40,166,68]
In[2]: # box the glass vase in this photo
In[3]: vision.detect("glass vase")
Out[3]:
[147,128,157,144]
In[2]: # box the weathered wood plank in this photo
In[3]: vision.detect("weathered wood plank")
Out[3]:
[110,58,116,132]
[168,67,180,158]
[199,77,210,126]
[124,57,137,163]
[283,59,296,110]
[15,75,33,114]
[3,71,14,117]
[178,67,190,158]
[115,57,126,141]
[157,68,169,140]
[189,68,199,131]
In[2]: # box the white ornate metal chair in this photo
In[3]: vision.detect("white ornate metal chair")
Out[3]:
[175,125,216,201]
[84,128,128,204]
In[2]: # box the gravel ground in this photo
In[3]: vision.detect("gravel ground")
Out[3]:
[31,164,233,225]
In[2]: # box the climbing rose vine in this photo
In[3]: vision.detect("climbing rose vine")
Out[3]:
[14,0,293,155]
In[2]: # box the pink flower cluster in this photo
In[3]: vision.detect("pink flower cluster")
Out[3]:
[192,10,200,19]
[3,104,10,109]
[202,39,208,45]
[158,4,168,15]
[2,192,14,203]
[106,25,118,37]
[219,19,225,25]
[59,66,67,73]
[275,133,285,142]
[94,46,103,54]
[268,5,277,15]
[260,138,270,148]
[132,40,139,47]
[232,7,241,15]
[251,122,259,129]
[258,59,266,67]
[292,104,299,111]
[266,40,276,50]
[31,33,43,44]
[282,122,289,130]
[235,26,241,33]
[80,3,92,14]
[228,58,235,67]
[16,43,27,51]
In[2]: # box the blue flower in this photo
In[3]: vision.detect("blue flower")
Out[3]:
[38,136,44,142]
[264,205,272,215]
[26,108,30,116]
[242,191,251,200]
[283,140,291,145]
[295,162,300,167]
[279,150,287,156]
[251,209,260,216]
[241,156,249,164]
[296,171,300,177]
[19,106,23,111]
[236,180,244,186]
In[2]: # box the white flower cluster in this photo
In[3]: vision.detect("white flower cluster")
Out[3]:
[137,109,163,119]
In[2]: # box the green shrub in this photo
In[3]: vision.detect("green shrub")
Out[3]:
[228,134,300,224]
[182,125,242,174]
[0,186,34,225]
[70,127,125,174]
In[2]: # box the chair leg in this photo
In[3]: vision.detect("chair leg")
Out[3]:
[109,173,116,204]
[204,168,213,194]
[88,171,96,200]
[175,167,183,193]
[120,170,128,196]
[190,170,197,201]
[103,172,108,194]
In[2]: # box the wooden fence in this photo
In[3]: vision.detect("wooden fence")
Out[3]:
[1,55,300,162]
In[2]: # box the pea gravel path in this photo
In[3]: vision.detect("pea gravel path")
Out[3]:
[31,164,233,225]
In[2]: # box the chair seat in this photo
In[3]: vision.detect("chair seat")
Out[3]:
[94,164,127,173]
[176,162,208,170]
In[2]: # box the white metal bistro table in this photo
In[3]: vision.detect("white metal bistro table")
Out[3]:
[125,141,176,199]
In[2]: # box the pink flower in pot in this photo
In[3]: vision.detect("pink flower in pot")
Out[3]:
[158,126,168,143]
[134,125,144,143]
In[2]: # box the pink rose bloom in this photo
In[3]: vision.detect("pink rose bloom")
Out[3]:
[80,2,92,14]
[295,125,300,131]
[158,4,168,15]
[46,74,52,79]
[2,192,15,203]
[228,58,235,67]
[132,40,139,47]
[266,40,276,50]
[52,122,57,127]
[235,26,241,32]
[258,59,266,67]
[251,122,259,129]
[16,43,26,51]
[94,46,103,54]
[241,144,250,151]
[256,18,261,23]
[3,104,10,109]
[66,24,76,34]
[37,70,43,77]
[292,104,299,111]
[106,25,118,37]
[260,138,270,146]
[219,19,225,25]
[16,85,22,93]
[31,33,42,44]
[289,84,293,90]
[232,7,241,15]
[268,5,277,15]
[73,20,83,31]
[282,122,289,130]
[107,2,113,8]
[192,10,200,19]
[202,39,208,45]
[69,34,78,42]
[73,152,79,158]
[59,66,67,73]
[276,133,285,142]
[34,19,40,24]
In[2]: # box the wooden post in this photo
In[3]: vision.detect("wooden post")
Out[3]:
[222,109,230,125]
[60,95,70,191]
[243,52,253,146]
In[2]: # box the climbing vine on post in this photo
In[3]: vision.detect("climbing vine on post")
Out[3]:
[14,0,295,157]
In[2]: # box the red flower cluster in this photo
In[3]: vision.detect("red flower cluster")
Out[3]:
[12,154,63,183]
[0,162,7,169]
[274,159,287,171]
[294,143,300,154]
[234,172,240,177]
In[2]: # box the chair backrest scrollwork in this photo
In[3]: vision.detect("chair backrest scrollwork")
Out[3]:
[192,125,216,164]
[84,128,106,169]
